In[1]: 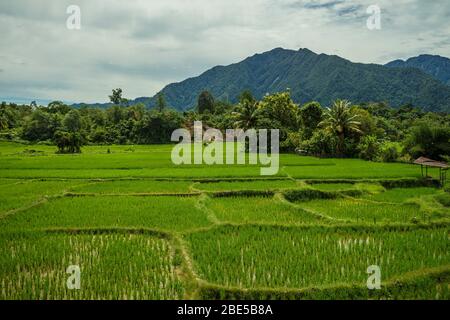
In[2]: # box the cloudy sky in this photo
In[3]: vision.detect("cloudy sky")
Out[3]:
[1,0,449,104]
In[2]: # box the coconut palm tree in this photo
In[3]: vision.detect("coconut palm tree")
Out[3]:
[232,100,260,130]
[319,99,362,156]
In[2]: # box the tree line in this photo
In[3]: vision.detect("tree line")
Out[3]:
[0,88,449,162]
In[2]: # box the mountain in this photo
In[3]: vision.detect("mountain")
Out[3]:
[385,54,450,86]
[74,48,450,112]
[148,48,450,112]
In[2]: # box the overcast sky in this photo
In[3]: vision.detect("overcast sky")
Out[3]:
[1,0,449,104]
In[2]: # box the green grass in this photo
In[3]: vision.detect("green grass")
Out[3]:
[0,196,212,232]
[186,225,449,289]
[0,232,184,299]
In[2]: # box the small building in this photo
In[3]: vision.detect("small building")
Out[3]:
[413,157,449,186]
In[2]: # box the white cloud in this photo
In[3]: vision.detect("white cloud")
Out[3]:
[0,0,449,103]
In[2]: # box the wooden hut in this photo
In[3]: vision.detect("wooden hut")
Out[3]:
[413,157,449,186]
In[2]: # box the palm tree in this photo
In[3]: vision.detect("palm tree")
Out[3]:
[232,100,260,130]
[319,99,362,155]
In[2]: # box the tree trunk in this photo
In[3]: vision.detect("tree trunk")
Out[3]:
[338,132,344,156]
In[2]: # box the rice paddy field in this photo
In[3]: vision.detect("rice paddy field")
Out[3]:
[0,142,449,300]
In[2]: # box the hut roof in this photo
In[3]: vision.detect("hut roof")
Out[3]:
[413,157,449,169]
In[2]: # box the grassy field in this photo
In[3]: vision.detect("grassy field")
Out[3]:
[0,142,449,300]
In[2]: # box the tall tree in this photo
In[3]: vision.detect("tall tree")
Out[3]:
[156,93,167,112]
[406,122,450,160]
[299,102,323,140]
[197,91,215,114]
[238,90,256,104]
[232,100,260,130]
[63,110,83,132]
[319,99,362,156]
[109,88,127,106]
[258,91,299,131]
[47,101,71,115]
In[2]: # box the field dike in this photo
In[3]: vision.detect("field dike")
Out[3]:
[0,176,448,300]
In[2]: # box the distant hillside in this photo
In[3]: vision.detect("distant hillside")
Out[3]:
[386,54,450,86]
[74,48,450,112]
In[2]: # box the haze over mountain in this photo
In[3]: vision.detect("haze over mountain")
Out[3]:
[385,54,450,86]
[75,48,450,113]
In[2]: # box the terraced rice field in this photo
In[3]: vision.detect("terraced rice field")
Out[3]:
[0,142,449,300]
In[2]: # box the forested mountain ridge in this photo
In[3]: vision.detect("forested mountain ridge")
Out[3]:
[386,54,450,86]
[74,48,450,112]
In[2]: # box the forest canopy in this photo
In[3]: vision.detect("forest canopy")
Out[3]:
[1,89,449,162]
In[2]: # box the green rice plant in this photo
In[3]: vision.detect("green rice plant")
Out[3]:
[0,232,184,299]
[309,183,356,191]
[0,180,84,214]
[361,187,441,204]
[0,179,20,186]
[70,180,194,194]
[435,193,450,208]
[204,197,328,225]
[0,166,276,179]
[198,267,450,300]
[282,188,364,203]
[209,190,275,198]
[354,182,385,194]
[284,159,424,180]
[297,198,429,223]
[0,196,212,232]
[186,225,450,290]
[195,179,299,192]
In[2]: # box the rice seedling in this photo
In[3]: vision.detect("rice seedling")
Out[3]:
[0,196,212,232]
[0,232,184,300]
[284,160,425,180]
[436,193,450,207]
[195,180,300,192]
[204,196,328,225]
[361,187,442,204]
[0,179,20,186]
[186,225,450,289]
[296,198,429,223]
[309,183,356,191]
[1,142,448,300]
[70,180,194,194]
[0,180,84,214]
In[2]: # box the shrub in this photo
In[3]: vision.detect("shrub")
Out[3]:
[378,141,402,162]
[300,129,338,157]
[281,131,301,152]
[357,135,380,161]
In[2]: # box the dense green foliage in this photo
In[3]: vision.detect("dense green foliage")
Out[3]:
[1,86,449,161]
